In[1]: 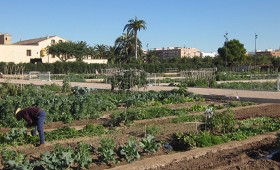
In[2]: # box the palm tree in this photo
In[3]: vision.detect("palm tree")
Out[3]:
[123,16,147,60]
[71,41,88,61]
[87,46,96,59]
[114,32,134,63]
[94,44,109,59]
[107,46,116,64]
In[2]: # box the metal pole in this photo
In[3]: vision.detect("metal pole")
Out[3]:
[224,32,228,68]
[255,33,258,67]
[255,33,257,66]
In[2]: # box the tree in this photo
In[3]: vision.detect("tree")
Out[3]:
[217,39,247,66]
[145,53,159,63]
[87,46,96,59]
[272,57,280,68]
[47,41,88,62]
[123,16,147,60]
[71,41,88,61]
[254,55,272,66]
[94,44,109,59]
[47,42,73,62]
[114,32,135,63]
[107,46,116,64]
[108,70,147,91]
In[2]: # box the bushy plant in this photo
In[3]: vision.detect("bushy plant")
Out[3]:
[108,70,147,91]
[81,124,107,136]
[40,145,75,170]
[172,132,196,150]
[120,138,140,163]
[62,78,71,92]
[0,149,37,169]
[0,128,38,146]
[146,125,160,136]
[97,138,117,164]
[196,131,223,147]
[225,129,250,141]
[206,109,235,133]
[74,142,92,169]
[139,135,161,153]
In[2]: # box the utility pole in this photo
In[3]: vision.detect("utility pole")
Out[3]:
[255,33,258,66]
[224,32,228,67]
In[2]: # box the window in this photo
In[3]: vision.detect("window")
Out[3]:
[59,40,63,43]
[51,40,55,44]
[26,50,31,56]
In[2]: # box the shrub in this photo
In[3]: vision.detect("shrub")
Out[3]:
[146,125,160,136]
[139,135,161,153]
[97,138,116,164]
[206,109,235,133]
[119,138,140,163]
[171,132,196,150]
[196,131,223,147]
[74,142,92,169]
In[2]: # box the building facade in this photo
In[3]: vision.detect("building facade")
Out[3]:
[255,49,280,57]
[200,52,218,58]
[149,47,201,60]
[0,33,108,64]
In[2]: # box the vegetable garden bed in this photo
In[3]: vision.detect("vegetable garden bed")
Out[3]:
[1,103,280,169]
[1,83,280,169]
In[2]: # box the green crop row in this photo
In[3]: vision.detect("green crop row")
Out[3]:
[109,101,255,126]
[0,125,107,147]
[0,83,204,128]
[215,81,277,91]
[172,117,280,150]
[1,116,280,169]
[1,135,161,169]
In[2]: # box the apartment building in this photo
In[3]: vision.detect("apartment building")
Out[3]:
[255,49,280,57]
[0,33,108,64]
[149,47,201,60]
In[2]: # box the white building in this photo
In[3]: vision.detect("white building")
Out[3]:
[0,33,107,64]
[200,52,218,58]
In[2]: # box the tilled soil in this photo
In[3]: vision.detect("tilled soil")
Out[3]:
[234,103,280,119]
[111,134,280,170]
[153,138,279,170]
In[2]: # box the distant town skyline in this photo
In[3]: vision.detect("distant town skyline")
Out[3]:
[1,0,279,53]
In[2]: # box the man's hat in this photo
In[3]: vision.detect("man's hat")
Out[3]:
[15,108,22,117]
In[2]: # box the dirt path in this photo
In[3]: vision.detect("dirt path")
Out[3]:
[1,78,280,103]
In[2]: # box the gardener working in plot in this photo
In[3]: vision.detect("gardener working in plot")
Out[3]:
[15,107,46,146]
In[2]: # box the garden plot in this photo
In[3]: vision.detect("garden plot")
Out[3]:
[1,83,280,169]
[1,102,280,169]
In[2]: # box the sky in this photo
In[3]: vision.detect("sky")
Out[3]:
[1,0,279,53]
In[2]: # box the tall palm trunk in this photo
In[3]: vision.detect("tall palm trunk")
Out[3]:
[134,30,138,60]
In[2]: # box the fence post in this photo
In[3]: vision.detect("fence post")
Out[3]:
[48,71,51,81]
[277,75,280,91]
